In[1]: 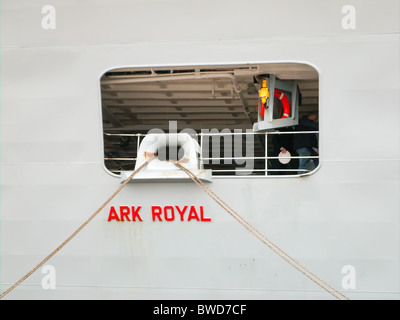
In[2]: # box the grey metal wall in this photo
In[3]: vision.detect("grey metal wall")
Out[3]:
[0,0,399,299]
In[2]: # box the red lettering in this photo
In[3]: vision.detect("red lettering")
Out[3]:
[131,206,142,221]
[120,206,130,221]
[176,206,188,221]
[108,205,209,222]
[108,206,120,222]
[188,206,200,221]
[200,206,211,221]
[152,206,162,221]
[164,206,175,221]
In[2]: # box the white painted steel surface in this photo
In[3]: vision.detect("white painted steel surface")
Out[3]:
[0,0,399,299]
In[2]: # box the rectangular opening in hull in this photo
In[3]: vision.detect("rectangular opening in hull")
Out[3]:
[100,63,319,177]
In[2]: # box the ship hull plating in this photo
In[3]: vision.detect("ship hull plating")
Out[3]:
[1,0,399,299]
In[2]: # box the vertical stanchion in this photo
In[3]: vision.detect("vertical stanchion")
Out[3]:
[265,132,268,176]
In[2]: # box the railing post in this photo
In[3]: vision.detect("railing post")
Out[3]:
[265,132,268,176]
[136,134,141,161]
[200,133,203,164]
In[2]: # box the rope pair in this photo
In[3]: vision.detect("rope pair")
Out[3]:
[1,156,349,300]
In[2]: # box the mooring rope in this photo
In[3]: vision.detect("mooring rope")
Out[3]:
[173,161,350,300]
[0,159,153,300]
[0,155,349,300]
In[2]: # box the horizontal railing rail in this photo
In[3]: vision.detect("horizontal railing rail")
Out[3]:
[104,130,319,176]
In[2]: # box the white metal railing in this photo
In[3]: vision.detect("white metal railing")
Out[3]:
[103,131,319,176]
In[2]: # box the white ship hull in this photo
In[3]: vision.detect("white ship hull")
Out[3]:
[0,0,399,300]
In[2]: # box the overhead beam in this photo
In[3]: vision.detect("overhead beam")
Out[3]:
[102,106,123,127]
